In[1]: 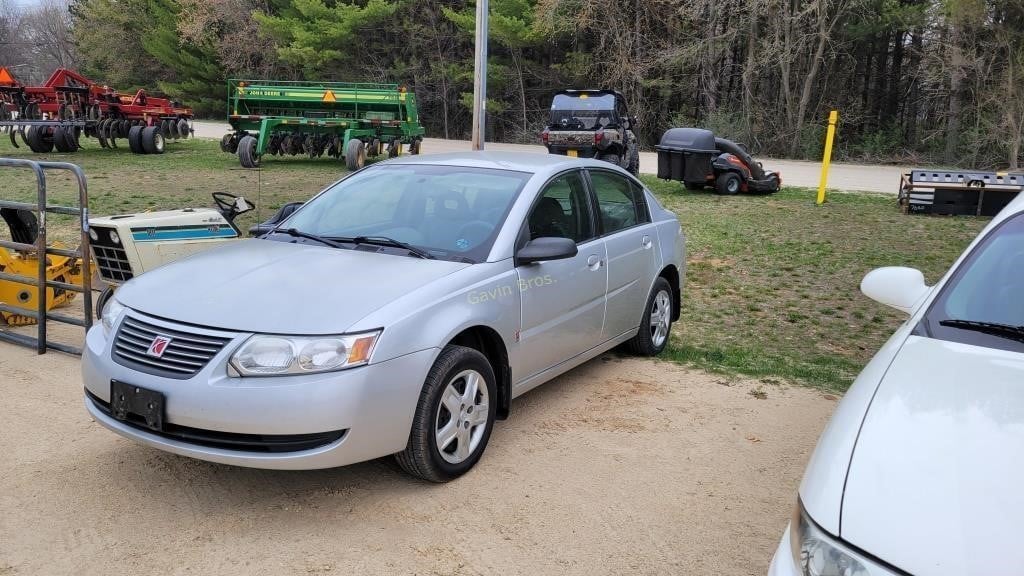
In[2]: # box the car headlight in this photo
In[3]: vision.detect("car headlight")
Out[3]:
[791,500,885,576]
[228,331,381,376]
[100,296,125,337]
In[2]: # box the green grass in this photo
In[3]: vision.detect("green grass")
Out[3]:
[0,137,988,390]
[642,177,987,390]
[0,137,353,243]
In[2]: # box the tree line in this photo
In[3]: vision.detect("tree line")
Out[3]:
[1,0,1022,168]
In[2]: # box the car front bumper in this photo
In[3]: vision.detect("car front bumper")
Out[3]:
[768,525,799,575]
[82,314,438,470]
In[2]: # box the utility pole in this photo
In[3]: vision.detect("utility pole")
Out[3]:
[471,0,488,150]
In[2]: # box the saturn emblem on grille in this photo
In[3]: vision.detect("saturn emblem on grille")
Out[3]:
[146,335,173,358]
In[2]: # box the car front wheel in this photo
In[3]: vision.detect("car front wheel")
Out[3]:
[396,345,496,482]
[628,277,674,356]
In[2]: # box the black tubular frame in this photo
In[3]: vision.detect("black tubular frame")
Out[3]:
[0,157,93,355]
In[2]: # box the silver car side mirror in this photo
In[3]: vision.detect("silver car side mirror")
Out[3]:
[860,266,931,315]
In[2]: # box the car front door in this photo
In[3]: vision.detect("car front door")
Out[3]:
[587,169,658,339]
[516,170,607,381]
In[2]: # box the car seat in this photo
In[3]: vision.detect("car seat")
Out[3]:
[530,197,571,240]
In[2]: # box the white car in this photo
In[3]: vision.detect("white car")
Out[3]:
[770,193,1024,575]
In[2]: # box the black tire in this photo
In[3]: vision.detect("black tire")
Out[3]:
[715,172,742,195]
[128,125,145,154]
[627,277,674,356]
[160,119,172,140]
[27,126,53,153]
[142,126,164,154]
[627,146,639,175]
[599,152,621,167]
[410,138,421,155]
[237,135,260,168]
[177,119,190,140]
[684,182,705,191]
[345,138,366,170]
[387,139,399,158]
[219,133,233,153]
[53,126,71,152]
[395,345,497,482]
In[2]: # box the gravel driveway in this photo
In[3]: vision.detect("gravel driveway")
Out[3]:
[0,343,835,575]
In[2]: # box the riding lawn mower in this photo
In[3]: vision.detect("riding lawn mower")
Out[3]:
[0,192,258,326]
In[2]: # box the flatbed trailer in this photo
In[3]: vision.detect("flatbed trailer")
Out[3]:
[222,79,425,169]
[0,66,193,155]
[898,169,1024,216]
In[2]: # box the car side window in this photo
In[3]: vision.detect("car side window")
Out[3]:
[588,171,646,234]
[528,171,594,243]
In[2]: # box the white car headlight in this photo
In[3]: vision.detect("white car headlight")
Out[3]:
[791,501,886,576]
[100,296,125,337]
[229,331,381,376]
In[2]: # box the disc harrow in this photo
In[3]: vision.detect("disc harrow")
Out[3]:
[0,66,193,155]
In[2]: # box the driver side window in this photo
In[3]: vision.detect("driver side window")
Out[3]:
[528,171,594,244]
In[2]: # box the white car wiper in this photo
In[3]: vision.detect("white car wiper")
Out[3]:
[939,319,1024,343]
[337,235,436,260]
[273,228,346,249]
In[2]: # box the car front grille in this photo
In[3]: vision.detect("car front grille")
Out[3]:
[90,226,134,282]
[86,390,347,453]
[113,315,232,379]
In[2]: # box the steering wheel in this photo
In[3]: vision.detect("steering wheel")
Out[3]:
[212,192,238,212]
[454,220,494,249]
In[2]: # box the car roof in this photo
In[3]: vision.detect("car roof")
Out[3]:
[384,151,625,178]
[998,189,1024,221]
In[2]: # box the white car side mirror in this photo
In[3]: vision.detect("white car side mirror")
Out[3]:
[860,267,930,315]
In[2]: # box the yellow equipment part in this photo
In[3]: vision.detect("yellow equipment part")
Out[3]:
[0,244,83,326]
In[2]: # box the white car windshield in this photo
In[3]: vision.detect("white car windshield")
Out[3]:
[276,164,531,263]
[920,211,1024,352]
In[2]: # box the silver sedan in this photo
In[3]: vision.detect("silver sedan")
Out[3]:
[83,152,686,482]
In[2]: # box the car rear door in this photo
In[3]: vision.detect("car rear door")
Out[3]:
[586,169,658,340]
[516,169,608,380]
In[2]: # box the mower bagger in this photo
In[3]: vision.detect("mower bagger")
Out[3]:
[656,128,780,194]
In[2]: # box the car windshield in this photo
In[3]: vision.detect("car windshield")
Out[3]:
[920,211,1024,353]
[549,93,618,130]
[274,164,530,263]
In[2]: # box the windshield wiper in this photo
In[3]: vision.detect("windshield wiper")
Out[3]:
[347,236,436,260]
[273,228,346,249]
[938,319,1024,343]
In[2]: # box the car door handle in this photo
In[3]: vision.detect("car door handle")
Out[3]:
[641,235,652,249]
[586,254,602,270]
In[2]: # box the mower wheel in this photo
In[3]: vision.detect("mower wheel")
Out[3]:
[128,126,145,153]
[345,138,366,171]
[684,182,705,191]
[715,172,742,195]
[238,135,260,168]
[142,126,165,154]
[599,152,621,168]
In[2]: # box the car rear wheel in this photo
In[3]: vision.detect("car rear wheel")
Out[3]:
[396,345,496,482]
[628,277,674,356]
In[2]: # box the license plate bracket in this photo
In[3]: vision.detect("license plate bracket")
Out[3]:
[110,380,165,432]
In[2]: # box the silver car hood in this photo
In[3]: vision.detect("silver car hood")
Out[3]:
[116,239,471,334]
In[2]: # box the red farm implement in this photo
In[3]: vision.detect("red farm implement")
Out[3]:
[0,67,193,155]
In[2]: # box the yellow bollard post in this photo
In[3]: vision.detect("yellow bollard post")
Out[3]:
[817,110,839,205]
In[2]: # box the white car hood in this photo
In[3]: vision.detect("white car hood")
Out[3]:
[841,335,1024,576]
[115,239,470,334]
